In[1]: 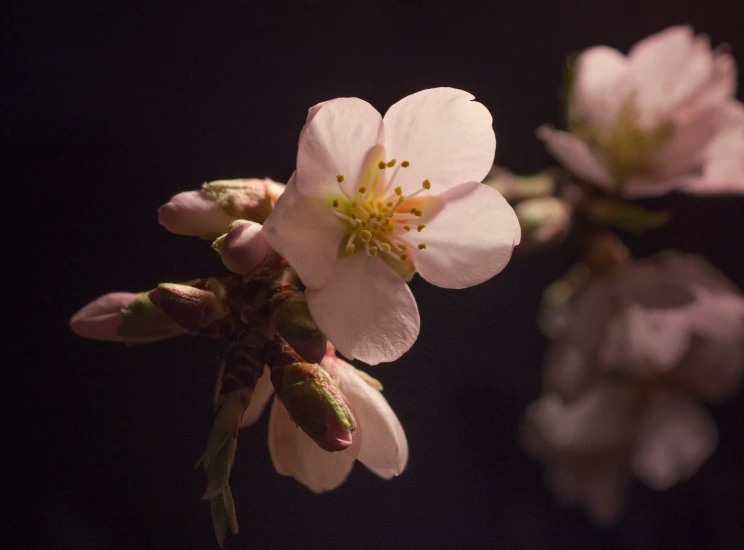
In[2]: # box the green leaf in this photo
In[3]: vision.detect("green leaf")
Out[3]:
[209,483,238,548]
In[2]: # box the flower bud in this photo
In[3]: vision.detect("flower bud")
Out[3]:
[149,283,227,333]
[202,178,285,224]
[70,292,185,342]
[585,233,630,275]
[272,290,327,364]
[271,361,355,452]
[213,220,272,275]
[515,197,572,247]
[157,190,238,238]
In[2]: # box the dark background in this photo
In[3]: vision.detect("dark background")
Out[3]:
[6,1,744,548]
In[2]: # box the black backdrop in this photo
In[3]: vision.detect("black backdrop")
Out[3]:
[7,1,744,548]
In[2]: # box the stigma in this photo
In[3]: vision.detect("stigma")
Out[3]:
[331,159,431,262]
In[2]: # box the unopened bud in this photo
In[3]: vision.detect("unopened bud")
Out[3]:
[70,292,186,342]
[515,197,572,247]
[149,283,227,333]
[273,291,327,364]
[213,220,274,276]
[272,362,355,452]
[483,167,557,202]
[585,232,630,275]
[202,178,285,224]
[157,190,238,238]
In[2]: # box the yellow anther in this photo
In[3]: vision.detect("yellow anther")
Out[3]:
[401,160,410,168]
[387,159,396,167]
[422,179,431,190]
[332,199,339,208]
[417,224,426,232]
[360,230,373,242]
[380,242,392,251]
[400,253,408,261]
[350,212,359,220]
[398,243,407,250]
[386,201,393,207]
[376,214,383,221]
[404,225,411,231]
[409,208,417,214]
[337,174,344,183]
[378,161,386,169]
[414,209,423,217]
[394,186,403,196]
[346,243,355,255]
[418,243,427,250]
[351,201,358,207]
[358,186,367,194]
[361,220,368,228]
[369,246,378,256]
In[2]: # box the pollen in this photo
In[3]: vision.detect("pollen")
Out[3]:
[404,225,411,231]
[386,201,393,207]
[350,212,359,220]
[387,159,396,167]
[360,230,373,242]
[336,174,344,183]
[332,199,339,208]
[345,243,355,255]
[418,243,427,250]
[417,224,426,232]
[358,186,367,194]
[394,186,403,196]
[398,243,407,250]
[422,179,431,190]
[380,242,391,251]
[369,246,378,256]
[401,160,410,168]
[400,253,408,261]
[378,161,386,169]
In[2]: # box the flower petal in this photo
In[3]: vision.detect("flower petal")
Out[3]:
[383,88,495,193]
[409,182,520,289]
[632,391,717,490]
[537,126,613,187]
[573,46,632,129]
[268,397,360,493]
[333,360,408,479]
[262,173,347,289]
[239,368,274,428]
[305,253,420,365]
[70,292,135,342]
[296,98,384,198]
[157,190,237,237]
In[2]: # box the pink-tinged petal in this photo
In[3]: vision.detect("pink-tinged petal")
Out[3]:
[573,46,632,128]
[262,173,347,289]
[383,88,495,193]
[673,53,737,126]
[219,222,271,275]
[632,391,717,490]
[331,359,408,479]
[652,108,721,180]
[305,253,420,365]
[409,182,520,289]
[157,190,237,237]
[239,368,275,428]
[296,98,384,198]
[673,335,744,404]
[267,397,360,493]
[537,126,612,187]
[627,27,702,114]
[70,292,136,342]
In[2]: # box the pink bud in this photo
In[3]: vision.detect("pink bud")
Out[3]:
[70,292,136,341]
[157,190,237,237]
[323,407,353,451]
[220,222,271,275]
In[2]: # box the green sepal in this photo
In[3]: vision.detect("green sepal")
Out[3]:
[117,292,185,341]
[273,293,324,342]
[583,198,671,235]
[210,483,238,548]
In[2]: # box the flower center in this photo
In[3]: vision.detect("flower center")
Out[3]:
[330,159,431,262]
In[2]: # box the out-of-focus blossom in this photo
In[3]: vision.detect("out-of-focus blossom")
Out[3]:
[242,345,408,493]
[525,250,744,523]
[523,382,717,524]
[514,197,572,247]
[539,26,744,197]
[70,291,186,343]
[264,88,520,364]
[158,178,284,237]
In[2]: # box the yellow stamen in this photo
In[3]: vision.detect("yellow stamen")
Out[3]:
[387,159,396,167]
[336,174,344,183]
[380,242,391,251]
[422,179,431,190]
[398,243,407,250]
[369,246,378,256]
[360,230,373,242]
[404,225,411,231]
[418,243,427,250]
[394,186,403,196]
[346,243,355,255]
[400,253,408,261]
[332,199,339,208]
[417,224,426,232]
[378,161,386,170]
[401,160,410,168]
[358,186,367,194]
[386,201,393,207]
